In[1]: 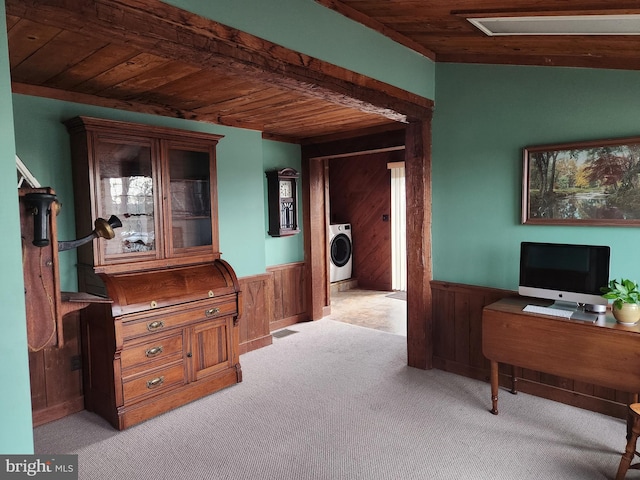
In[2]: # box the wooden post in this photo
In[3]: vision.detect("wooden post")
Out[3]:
[405,118,433,370]
[302,157,329,320]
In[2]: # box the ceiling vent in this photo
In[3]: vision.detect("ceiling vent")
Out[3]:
[468,14,640,36]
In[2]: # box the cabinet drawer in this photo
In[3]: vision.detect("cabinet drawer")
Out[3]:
[121,333,184,371]
[122,362,186,404]
[121,299,237,340]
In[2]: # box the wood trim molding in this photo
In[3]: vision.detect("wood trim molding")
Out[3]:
[387,161,405,169]
[270,313,308,332]
[32,396,85,427]
[430,280,514,297]
[239,272,273,283]
[310,146,405,162]
[303,128,406,160]
[266,261,305,272]
[238,335,272,355]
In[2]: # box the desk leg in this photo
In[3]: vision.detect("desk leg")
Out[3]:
[490,360,499,415]
[511,364,518,395]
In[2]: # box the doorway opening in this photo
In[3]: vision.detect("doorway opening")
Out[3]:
[326,150,407,335]
[389,161,406,292]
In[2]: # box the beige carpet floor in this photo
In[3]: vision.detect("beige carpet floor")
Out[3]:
[34,318,627,480]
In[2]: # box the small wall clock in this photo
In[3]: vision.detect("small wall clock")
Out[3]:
[266,168,300,237]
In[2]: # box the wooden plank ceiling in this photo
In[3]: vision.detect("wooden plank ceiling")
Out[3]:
[5,0,432,144]
[316,0,640,70]
[11,1,633,144]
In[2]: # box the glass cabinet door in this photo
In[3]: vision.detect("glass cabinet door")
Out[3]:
[95,137,158,262]
[167,143,213,254]
[66,116,222,273]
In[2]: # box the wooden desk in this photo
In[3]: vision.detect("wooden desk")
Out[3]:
[483,296,640,415]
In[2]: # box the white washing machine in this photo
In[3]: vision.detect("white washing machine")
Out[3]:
[329,223,353,283]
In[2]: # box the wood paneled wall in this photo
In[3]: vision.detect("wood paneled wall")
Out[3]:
[267,262,308,330]
[329,149,404,291]
[234,262,309,352]
[431,280,634,419]
[238,273,273,354]
[29,312,84,427]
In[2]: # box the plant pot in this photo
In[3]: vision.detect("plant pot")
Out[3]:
[613,303,640,325]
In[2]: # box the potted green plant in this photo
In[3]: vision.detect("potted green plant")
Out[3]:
[601,279,640,325]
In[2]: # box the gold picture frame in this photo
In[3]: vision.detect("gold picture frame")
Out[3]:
[522,136,640,226]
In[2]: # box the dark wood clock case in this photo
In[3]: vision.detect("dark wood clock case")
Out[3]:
[266,167,300,237]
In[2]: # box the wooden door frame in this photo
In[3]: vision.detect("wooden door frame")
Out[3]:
[302,119,433,369]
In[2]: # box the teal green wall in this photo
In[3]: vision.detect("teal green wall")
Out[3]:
[263,140,304,266]
[0,2,34,453]
[433,64,640,291]
[163,0,435,99]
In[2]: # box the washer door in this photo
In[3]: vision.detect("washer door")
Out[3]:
[330,233,352,267]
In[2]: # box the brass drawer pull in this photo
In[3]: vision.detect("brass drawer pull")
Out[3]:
[205,307,220,317]
[145,346,163,357]
[147,320,164,331]
[146,376,164,389]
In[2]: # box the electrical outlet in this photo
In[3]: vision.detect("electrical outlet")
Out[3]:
[70,355,82,371]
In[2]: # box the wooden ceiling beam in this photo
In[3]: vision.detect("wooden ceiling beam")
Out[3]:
[6,0,432,122]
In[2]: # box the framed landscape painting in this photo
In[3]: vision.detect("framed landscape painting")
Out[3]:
[522,136,640,226]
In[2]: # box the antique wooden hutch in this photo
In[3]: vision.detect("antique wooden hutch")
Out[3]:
[65,117,241,430]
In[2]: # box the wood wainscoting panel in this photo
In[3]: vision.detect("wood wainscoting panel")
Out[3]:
[431,281,510,380]
[267,262,309,331]
[29,311,84,427]
[431,281,634,419]
[238,273,273,355]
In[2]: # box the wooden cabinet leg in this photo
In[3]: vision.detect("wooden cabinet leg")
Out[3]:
[510,364,518,395]
[490,360,499,415]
